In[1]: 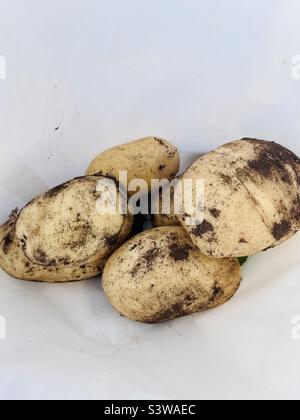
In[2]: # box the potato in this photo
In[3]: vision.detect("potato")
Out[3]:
[0,176,133,282]
[86,137,180,194]
[178,138,300,258]
[103,226,241,323]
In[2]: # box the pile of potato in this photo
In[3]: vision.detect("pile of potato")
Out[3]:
[0,137,299,323]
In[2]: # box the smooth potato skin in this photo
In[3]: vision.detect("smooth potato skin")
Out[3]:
[178,139,300,258]
[103,227,241,323]
[86,137,180,193]
[0,176,133,283]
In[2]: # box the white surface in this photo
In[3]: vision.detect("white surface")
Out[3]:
[0,0,300,400]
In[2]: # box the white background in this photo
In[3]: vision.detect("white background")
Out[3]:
[0,0,300,400]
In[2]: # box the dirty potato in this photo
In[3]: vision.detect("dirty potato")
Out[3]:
[86,137,180,194]
[103,226,241,323]
[0,176,133,282]
[178,138,300,258]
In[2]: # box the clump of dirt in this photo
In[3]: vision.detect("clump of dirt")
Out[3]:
[272,220,291,241]
[192,220,214,237]
[169,244,191,261]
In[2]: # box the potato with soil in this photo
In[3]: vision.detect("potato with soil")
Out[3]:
[178,138,300,258]
[0,176,133,282]
[103,226,241,323]
[86,137,180,194]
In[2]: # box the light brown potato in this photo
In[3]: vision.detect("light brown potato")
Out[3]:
[178,138,300,258]
[103,226,241,323]
[86,137,180,194]
[0,176,133,283]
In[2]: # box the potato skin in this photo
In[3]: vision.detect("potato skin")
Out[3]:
[103,227,241,323]
[0,176,133,283]
[178,138,300,258]
[86,137,180,193]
